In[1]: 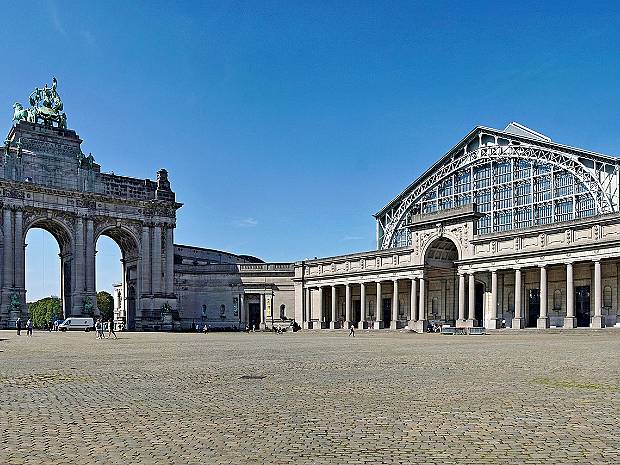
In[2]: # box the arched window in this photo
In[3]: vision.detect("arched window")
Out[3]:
[220,304,226,318]
[603,286,612,308]
[280,304,286,320]
[507,292,514,313]
[431,297,439,316]
[201,304,207,317]
[553,289,562,311]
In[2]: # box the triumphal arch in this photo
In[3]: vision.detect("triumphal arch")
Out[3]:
[1,78,180,329]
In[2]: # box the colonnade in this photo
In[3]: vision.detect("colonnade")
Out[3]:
[303,276,427,330]
[302,257,606,330]
[463,259,605,329]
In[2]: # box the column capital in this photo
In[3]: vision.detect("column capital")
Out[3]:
[538,264,547,269]
[592,258,601,263]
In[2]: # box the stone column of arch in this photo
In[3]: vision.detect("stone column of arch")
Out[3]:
[72,215,86,316]
[141,224,151,296]
[3,208,14,291]
[417,276,426,331]
[151,224,162,294]
[85,217,97,314]
[14,209,24,292]
[303,287,311,329]
[164,224,174,296]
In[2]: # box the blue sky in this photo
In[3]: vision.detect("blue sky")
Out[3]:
[2,1,620,300]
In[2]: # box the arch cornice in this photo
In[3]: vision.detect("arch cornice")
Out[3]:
[381,144,614,249]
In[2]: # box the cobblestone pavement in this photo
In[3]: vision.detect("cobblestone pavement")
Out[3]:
[1,329,619,465]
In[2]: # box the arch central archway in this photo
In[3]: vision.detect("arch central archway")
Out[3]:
[95,225,141,330]
[23,217,74,320]
[423,236,459,325]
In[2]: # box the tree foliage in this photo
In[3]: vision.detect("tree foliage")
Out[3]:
[97,291,114,321]
[28,297,61,328]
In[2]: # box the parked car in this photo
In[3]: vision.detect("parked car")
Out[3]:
[58,317,95,332]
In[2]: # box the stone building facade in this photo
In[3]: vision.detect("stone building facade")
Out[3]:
[292,122,620,331]
[1,121,180,330]
[7,87,619,333]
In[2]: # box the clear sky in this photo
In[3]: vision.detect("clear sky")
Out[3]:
[2,1,619,300]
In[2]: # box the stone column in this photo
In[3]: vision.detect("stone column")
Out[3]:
[329,285,338,329]
[408,278,417,329]
[512,268,524,329]
[390,279,399,329]
[345,283,351,329]
[14,209,24,292]
[457,273,466,326]
[304,287,311,329]
[165,225,174,295]
[416,276,426,332]
[592,259,604,328]
[374,281,384,329]
[537,265,550,328]
[85,218,96,314]
[141,225,151,295]
[316,286,323,329]
[74,216,85,296]
[3,208,13,289]
[359,282,366,329]
[151,224,162,294]
[240,293,246,327]
[467,273,476,325]
[564,262,576,328]
[489,269,500,329]
[259,293,266,330]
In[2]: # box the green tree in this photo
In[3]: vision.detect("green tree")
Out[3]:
[97,291,115,321]
[28,297,61,328]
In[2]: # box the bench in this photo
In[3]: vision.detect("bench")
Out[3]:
[441,326,456,335]
[468,327,486,335]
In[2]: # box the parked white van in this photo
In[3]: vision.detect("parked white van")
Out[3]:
[58,317,95,332]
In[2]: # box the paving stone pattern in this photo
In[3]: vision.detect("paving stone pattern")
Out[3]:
[1,329,619,464]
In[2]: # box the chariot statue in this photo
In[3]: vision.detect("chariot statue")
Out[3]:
[12,77,67,129]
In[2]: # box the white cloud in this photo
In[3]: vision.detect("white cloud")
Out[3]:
[48,0,67,36]
[341,235,362,241]
[233,217,258,228]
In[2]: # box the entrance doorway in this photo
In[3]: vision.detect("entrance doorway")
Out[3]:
[353,300,361,323]
[575,286,590,327]
[382,298,391,327]
[475,283,484,324]
[248,303,261,329]
[527,289,540,327]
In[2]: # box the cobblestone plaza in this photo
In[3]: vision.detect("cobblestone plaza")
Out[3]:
[1,330,619,464]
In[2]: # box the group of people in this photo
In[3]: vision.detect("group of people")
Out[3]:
[95,319,117,339]
[15,317,33,336]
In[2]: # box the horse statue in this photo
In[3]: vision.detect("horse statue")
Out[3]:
[12,102,34,123]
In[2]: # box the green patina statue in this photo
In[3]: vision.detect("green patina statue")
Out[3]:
[13,76,67,129]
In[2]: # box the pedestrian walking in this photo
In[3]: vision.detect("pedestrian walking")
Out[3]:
[26,318,33,337]
[349,324,355,337]
[16,317,22,336]
[95,319,103,339]
[107,320,117,339]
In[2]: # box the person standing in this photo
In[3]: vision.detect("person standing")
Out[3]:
[349,324,355,337]
[95,319,102,339]
[107,320,117,340]
[26,319,33,337]
[16,317,22,336]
